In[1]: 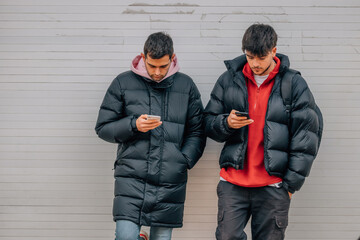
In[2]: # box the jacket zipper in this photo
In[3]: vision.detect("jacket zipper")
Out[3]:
[263,75,280,173]
[236,74,249,170]
[157,89,166,182]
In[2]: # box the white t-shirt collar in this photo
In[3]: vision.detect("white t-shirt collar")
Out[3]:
[254,74,269,87]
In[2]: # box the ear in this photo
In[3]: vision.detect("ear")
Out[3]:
[141,53,146,61]
[271,47,277,58]
[170,54,175,61]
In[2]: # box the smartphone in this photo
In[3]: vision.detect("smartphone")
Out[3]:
[235,111,249,118]
[146,115,161,121]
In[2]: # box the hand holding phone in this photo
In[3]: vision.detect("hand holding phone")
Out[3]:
[136,114,162,132]
[227,110,253,129]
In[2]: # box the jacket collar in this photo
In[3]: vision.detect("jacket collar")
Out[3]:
[224,53,291,76]
[143,74,176,89]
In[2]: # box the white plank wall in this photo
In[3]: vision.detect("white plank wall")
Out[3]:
[0,0,359,239]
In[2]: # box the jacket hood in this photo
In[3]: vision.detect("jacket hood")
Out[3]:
[131,54,180,82]
[224,53,290,76]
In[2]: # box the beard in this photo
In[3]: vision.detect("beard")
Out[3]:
[252,62,272,76]
[147,68,170,82]
[251,63,272,76]
[150,74,165,82]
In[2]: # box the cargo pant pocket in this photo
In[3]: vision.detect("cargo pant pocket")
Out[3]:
[215,208,224,240]
[216,181,225,240]
[217,207,224,222]
[216,181,225,223]
[271,215,288,240]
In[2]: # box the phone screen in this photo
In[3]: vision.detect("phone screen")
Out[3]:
[235,111,249,118]
[146,115,161,121]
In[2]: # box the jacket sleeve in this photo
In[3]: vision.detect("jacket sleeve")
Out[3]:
[95,77,138,143]
[282,75,323,193]
[204,73,236,142]
[181,82,207,169]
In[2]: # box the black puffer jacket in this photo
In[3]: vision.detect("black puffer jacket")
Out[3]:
[204,53,323,193]
[95,71,206,227]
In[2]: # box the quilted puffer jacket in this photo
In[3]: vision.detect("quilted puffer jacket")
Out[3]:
[95,66,206,227]
[204,53,323,193]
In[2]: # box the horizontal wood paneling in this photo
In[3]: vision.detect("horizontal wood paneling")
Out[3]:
[1,0,360,239]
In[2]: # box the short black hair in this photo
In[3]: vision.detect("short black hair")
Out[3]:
[242,23,277,57]
[143,32,174,59]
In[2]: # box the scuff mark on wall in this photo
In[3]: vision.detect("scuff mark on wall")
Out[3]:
[150,18,171,22]
[218,16,226,23]
[122,9,147,14]
[130,3,199,7]
[122,8,195,14]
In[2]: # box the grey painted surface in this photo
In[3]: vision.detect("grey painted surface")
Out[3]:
[0,0,359,239]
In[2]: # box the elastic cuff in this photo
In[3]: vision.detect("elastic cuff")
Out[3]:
[282,181,295,194]
[130,116,138,132]
[223,115,235,133]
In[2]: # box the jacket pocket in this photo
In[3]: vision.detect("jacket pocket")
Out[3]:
[114,143,128,169]
[174,144,189,167]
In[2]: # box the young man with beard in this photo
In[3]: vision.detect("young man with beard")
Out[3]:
[95,32,206,240]
[204,24,323,239]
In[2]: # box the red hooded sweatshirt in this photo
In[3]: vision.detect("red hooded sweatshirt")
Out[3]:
[220,56,283,187]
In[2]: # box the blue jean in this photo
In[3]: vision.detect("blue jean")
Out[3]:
[115,220,173,240]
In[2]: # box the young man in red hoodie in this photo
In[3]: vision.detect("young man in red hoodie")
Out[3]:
[95,32,206,240]
[204,24,323,239]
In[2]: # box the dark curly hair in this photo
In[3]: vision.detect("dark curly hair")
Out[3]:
[144,32,174,59]
[242,23,277,57]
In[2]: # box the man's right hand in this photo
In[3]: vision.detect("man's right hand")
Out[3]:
[136,114,162,133]
[227,110,254,129]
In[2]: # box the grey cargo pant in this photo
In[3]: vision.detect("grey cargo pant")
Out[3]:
[216,180,291,240]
